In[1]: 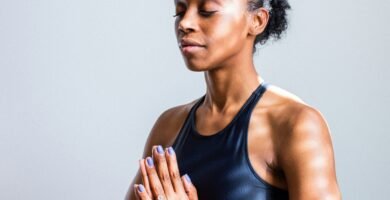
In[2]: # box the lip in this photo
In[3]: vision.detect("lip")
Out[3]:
[179,38,205,47]
[179,38,206,55]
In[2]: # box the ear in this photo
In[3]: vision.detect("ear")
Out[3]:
[248,7,269,36]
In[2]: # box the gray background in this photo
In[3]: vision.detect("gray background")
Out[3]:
[0,0,389,199]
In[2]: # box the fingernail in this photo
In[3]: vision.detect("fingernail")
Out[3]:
[184,174,191,183]
[138,184,145,192]
[146,157,154,167]
[168,147,175,155]
[157,145,164,155]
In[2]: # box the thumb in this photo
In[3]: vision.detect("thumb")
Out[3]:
[181,174,198,200]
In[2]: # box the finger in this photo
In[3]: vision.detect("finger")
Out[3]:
[133,184,140,200]
[165,146,185,193]
[134,184,140,200]
[134,184,152,200]
[139,159,152,197]
[151,145,157,160]
[152,145,175,196]
[181,174,198,200]
[144,156,167,199]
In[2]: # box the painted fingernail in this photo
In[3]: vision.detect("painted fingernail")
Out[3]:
[138,184,145,192]
[157,145,164,155]
[146,157,154,167]
[184,174,191,183]
[168,147,175,155]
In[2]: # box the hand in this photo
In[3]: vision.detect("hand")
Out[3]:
[134,145,198,200]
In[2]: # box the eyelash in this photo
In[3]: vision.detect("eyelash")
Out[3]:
[172,10,217,18]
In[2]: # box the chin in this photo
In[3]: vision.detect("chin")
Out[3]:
[184,60,212,72]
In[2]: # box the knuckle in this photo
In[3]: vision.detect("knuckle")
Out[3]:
[170,170,180,180]
[160,172,171,182]
[156,154,166,161]
[147,168,156,175]
[151,185,162,193]
[167,156,177,164]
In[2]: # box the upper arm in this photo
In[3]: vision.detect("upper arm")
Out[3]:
[279,106,341,200]
[124,104,190,200]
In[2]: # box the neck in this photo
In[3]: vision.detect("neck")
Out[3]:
[203,54,264,113]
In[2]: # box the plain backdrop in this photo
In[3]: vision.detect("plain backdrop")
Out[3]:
[0,0,389,199]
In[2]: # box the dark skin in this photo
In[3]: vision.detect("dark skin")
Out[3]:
[133,146,199,199]
[126,0,342,199]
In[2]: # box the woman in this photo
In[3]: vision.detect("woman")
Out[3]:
[126,0,341,199]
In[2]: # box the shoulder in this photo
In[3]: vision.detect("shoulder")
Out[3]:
[267,84,331,153]
[153,100,196,144]
[262,84,332,156]
[263,84,340,198]
[125,97,202,200]
[262,84,328,136]
[279,102,333,163]
[141,96,201,157]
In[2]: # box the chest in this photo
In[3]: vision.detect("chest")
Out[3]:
[175,140,288,200]
[172,109,289,199]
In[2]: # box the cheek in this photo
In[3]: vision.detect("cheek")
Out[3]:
[208,3,247,45]
[204,15,247,61]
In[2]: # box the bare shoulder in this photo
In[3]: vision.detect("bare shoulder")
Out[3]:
[262,84,333,153]
[262,84,328,134]
[124,97,200,200]
[262,84,340,199]
[142,97,200,157]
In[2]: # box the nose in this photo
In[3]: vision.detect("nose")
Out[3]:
[177,9,198,35]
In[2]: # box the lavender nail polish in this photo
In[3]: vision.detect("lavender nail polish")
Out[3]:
[157,145,164,154]
[146,157,154,167]
[184,174,191,183]
[168,147,175,155]
[138,184,145,192]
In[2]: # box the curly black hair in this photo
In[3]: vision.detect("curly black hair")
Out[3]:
[247,0,291,53]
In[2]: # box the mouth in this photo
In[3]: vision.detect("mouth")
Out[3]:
[180,45,205,54]
[179,39,206,55]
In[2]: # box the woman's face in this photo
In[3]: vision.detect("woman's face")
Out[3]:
[174,0,251,71]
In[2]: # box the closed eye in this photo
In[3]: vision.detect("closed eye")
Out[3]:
[173,12,185,18]
[199,10,218,17]
[173,10,218,18]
